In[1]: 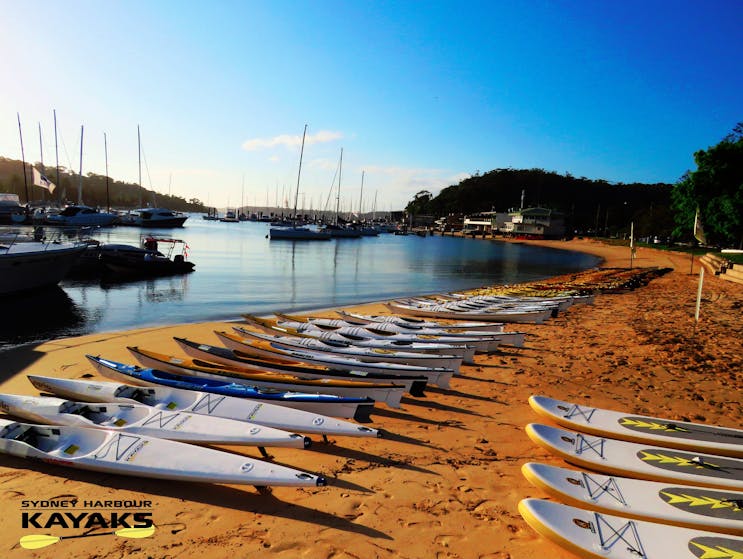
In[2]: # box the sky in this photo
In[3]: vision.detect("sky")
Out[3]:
[1,0,741,212]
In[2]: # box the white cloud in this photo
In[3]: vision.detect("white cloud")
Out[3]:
[242,130,343,151]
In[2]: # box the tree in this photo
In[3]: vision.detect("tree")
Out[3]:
[671,123,743,247]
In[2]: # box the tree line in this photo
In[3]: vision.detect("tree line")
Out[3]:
[405,123,742,248]
[0,157,206,212]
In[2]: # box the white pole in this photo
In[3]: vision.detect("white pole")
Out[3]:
[695,268,704,322]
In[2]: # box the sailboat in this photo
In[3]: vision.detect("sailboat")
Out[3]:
[357,171,378,236]
[269,125,330,241]
[322,149,361,238]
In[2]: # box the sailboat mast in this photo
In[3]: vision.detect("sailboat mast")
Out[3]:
[104,132,110,212]
[293,124,307,220]
[137,125,142,207]
[53,110,60,204]
[358,170,364,221]
[16,113,29,204]
[38,123,45,202]
[335,148,343,225]
[78,125,84,205]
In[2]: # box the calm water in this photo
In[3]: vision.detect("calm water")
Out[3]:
[1,217,601,350]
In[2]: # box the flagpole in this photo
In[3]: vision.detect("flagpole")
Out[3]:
[38,122,45,202]
[78,125,84,205]
[17,113,30,205]
[104,132,110,212]
[53,109,60,205]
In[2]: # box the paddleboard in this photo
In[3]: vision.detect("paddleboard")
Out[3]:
[27,375,380,438]
[0,418,325,487]
[530,395,743,458]
[526,423,743,491]
[522,462,743,535]
[519,498,743,559]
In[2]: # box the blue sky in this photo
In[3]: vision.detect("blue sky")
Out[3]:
[1,1,741,211]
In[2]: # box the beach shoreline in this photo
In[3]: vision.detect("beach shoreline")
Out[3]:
[0,237,740,559]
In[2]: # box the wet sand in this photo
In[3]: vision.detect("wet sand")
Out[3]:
[0,238,740,558]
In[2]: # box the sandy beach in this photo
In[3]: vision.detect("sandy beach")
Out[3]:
[0,237,740,559]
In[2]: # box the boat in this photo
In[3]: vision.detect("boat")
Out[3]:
[27,375,379,438]
[262,315,501,353]
[127,347,409,408]
[44,205,118,227]
[0,193,27,225]
[118,208,188,228]
[0,417,325,486]
[100,236,194,277]
[0,236,88,295]
[384,300,553,324]
[276,313,521,348]
[174,336,431,391]
[0,393,308,448]
[270,125,331,241]
[321,149,361,239]
[216,330,455,387]
[228,326,463,371]
[219,209,239,223]
[242,314,477,363]
[86,355,375,421]
[335,310,508,332]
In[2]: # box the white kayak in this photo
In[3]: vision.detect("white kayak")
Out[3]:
[0,393,309,448]
[243,314,477,363]
[277,314,523,349]
[519,498,743,559]
[384,301,553,323]
[0,418,325,486]
[27,375,380,439]
[217,330,455,388]
[335,310,507,332]
[529,395,743,458]
[522,462,743,535]
[230,326,463,371]
[526,423,743,491]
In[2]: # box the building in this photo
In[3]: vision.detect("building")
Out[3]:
[462,211,509,236]
[500,207,566,239]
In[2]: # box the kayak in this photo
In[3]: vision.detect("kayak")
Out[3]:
[215,330,455,388]
[243,314,477,364]
[86,355,375,421]
[27,375,379,438]
[174,336,435,388]
[335,310,507,332]
[0,418,326,486]
[227,326,463,371]
[0,393,309,448]
[383,301,553,323]
[128,346,409,408]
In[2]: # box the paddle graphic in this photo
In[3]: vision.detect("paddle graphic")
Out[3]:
[19,525,155,549]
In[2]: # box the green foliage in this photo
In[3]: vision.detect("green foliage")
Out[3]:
[0,156,206,212]
[670,123,743,247]
[405,167,673,236]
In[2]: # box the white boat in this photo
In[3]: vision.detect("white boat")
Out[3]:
[0,238,88,295]
[384,300,553,323]
[118,208,188,228]
[278,313,524,348]
[44,205,118,227]
[335,310,507,333]
[242,314,477,363]
[0,193,27,224]
[27,375,379,439]
[215,331,455,388]
[273,317,501,353]
[0,418,325,486]
[230,326,463,371]
[0,393,309,448]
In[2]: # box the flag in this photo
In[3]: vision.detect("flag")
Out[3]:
[32,167,56,193]
[693,207,706,245]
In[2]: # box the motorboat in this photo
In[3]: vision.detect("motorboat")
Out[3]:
[0,234,88,295]
[269,225,331,240]
[99,236,195,277]
[0,193,28,225]
[44,205,118,227]
[118,207,188,228]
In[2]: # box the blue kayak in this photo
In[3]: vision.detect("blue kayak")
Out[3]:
[85,355,375,422]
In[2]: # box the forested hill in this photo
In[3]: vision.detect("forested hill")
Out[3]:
[407,168,675,236]
[0,157,206,212]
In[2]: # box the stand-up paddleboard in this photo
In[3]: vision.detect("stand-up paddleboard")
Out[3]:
[522,462,743,535]
[0,393,309,448]
[0,418,325,487]
[28,376,379,438]
[526,423,743,491]
[529,395,743,458]
[519,498,743,559]
[86,355,375,422]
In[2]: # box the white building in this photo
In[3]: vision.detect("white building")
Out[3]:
[500,207,566,239]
